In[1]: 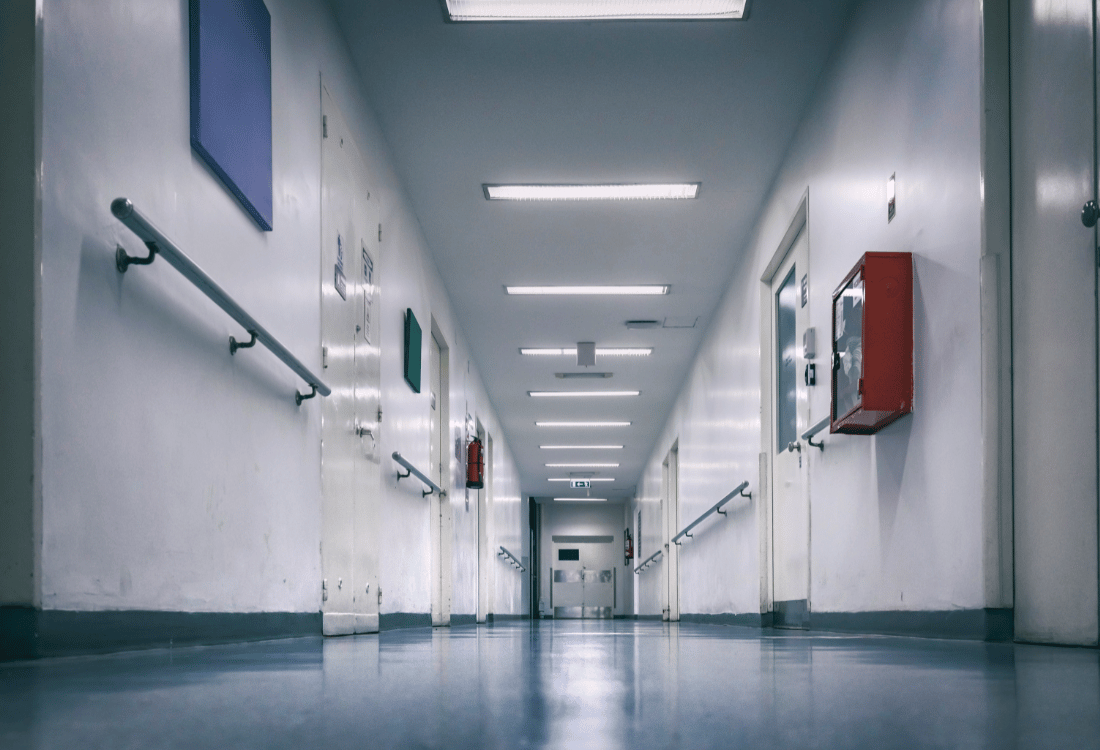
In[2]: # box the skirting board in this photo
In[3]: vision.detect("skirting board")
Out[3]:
[0,607,320,661]
[450,614,476,626]
[378,612,432,631]
[680,613,771,628]
[673,608,1013,642]
[809,609,1014,641]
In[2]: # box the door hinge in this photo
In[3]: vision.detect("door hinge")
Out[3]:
[322,346,328,369]
[322,115,327,139]
[378,223,382,243]
[377,587,382,605]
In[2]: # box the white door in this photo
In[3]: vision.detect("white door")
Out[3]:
[662,446,680,621]
[320,84,381,635]
[770,229,811,627]
[1010,1,1099,646]
[351,148,382,635]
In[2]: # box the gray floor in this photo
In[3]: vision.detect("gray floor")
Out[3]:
[2,620,1099,749]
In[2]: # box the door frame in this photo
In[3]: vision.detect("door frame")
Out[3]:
[429,321,452,627]
[662,443,680,621]
[758,191,810,620]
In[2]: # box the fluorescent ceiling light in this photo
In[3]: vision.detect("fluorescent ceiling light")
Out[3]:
[540,445,624,450]
[553,498,608,502]
[546,463,620,468]
[537,421,631,427]
[529,391,640,398]
[486,183,699,200]
[448,1,745,21]
[521,348,652,357]
[507,286,669,295]
[549,477,616,482]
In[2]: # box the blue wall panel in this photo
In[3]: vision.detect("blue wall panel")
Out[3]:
[190,0,273,230]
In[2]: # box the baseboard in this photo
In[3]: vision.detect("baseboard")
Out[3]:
[633,614,663,620]
[673,608,1013,641]
[0,606,321,660]
[450,614,476,626]
[773,599,810,629]
[680,612,770,628]
[490,613,530,622]
[809,608,1014,641]
[378,612,432,631]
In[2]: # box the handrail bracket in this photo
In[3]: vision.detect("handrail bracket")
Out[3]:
[116,242,158,273]
[230,330,258,355]
[295,384,319,406]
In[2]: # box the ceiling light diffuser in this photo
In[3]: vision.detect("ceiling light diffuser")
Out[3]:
[486,184,699,200]
[537,421,631,427]
[540,445,624,450]
[553,498,608,502]
[506,286,669,295]
[529,391,639,397]
[548,478,616,482]
[521,348,652,356]
[447,1,745,21]
[546,463,620,468]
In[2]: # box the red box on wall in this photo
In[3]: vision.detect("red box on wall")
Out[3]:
[831,252,913,434]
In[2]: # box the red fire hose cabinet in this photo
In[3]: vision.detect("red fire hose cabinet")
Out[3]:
[830,252,913,434]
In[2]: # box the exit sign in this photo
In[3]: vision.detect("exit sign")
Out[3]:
[570,479,592,489]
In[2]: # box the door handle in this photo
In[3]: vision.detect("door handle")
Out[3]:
[1082,200,1099,228]
[787,441,802,453]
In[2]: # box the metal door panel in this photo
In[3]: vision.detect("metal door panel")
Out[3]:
[320,86,359,635]
[771,230,811,612]
[321,84,382,635]
[1010,1,1099,645]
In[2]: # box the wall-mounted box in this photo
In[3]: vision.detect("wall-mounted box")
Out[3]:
[831,252,913,434]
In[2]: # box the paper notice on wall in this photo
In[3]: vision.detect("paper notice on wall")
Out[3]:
[334,234,347,301]
[362,243,374,343]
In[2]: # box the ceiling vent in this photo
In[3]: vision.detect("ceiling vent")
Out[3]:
[556,372,613,379]
[625,320,661,329]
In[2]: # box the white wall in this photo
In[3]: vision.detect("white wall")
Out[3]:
[635,0,987,617]
[36,0,523,619]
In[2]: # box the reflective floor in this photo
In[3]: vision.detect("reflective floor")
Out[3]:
[2,620,1099,749]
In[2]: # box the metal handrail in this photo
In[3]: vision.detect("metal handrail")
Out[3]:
[392,451,446,497]
[498,546,526,572]
[801,415,830,450]
[633,548,663,575]
[670,481,751,545]
[110,198,330,405]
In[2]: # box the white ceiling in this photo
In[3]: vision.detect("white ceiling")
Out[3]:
[330,0,857,498]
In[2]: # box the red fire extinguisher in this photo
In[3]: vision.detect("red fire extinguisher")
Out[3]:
[624,528,634,565]
[466,437,485,489]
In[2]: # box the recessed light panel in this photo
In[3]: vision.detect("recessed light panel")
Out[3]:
[540,445,624,450]
[553,498,608,502]
[548,477,616,482]
[507,286,669,296]
[529,391,639,398]
[521,348,652,356]
[546,463,620,468]
[537,421,631,427]
[485,184,699,200]
[448,0,745,20]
